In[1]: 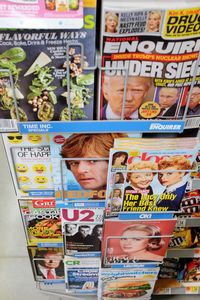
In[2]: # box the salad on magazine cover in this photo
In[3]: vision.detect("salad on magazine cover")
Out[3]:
[64,255,100,294]
[19,199,62,246]
[101,218,176,267]
[61,207,104,254]
[0,0,97,130]
[99,2,200,125]
[50,133,137,204]
[28,246,64,282]
[2,133,54,197]
[106,147,197,215]
[99,268,159,300]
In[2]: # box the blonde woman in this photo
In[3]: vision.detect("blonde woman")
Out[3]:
[147,11,162,32]
[105,12,118,33]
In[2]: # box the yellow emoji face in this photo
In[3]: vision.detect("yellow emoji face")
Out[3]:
[34,176,48,184]
[7,133,23,144]
[16,164,28,173]
[32,164,46,174]
[18,176,30,183]
[27,134,42,144]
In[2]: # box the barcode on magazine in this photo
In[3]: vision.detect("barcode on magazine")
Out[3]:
[0,119,18,131]
[185,118,200,129]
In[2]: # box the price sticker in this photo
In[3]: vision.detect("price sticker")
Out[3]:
[176,218,186,227]
[194,249,200,257]
[154,288,171,295]
[185,286,199,294]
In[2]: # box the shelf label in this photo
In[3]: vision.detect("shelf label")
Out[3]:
[185,286,199,294]
[154,288,171,295]
[18,120,185,134]
[194,249,200,257]
[176,218,186,227]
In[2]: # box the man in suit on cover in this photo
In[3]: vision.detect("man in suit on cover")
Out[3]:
[101,75,152,120]
[157,87,181,117]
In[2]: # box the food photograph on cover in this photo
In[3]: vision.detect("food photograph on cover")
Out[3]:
[19,199,62,245]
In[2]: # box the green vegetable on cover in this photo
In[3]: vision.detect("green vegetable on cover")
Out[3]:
[0,47,26,63]
[76,73,94,86]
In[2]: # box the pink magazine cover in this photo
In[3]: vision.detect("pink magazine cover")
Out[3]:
[101,219,176,267]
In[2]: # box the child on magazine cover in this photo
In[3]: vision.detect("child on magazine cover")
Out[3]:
[107,224,164,264]
[123,161,158,207]
[157,155,193,210]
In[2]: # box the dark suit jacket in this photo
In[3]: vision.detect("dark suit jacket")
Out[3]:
[179,104,200,117]
[157,182,187,211]
[159,103,178,117]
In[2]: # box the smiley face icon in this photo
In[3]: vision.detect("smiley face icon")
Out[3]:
[16,164,28,173]
[27,134,42,144]
[18,176,30,183]
[32,164,46,174]
[34,176,48,184]
[7,133,23,144]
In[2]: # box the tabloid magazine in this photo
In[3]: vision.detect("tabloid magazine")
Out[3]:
[64,255,100,294]
[49,132,139,204]
[61,207,104,254]
[19,199,62,246]
[0,0,97,131]
[2,133,54,198]
[99,267,160,300]
[105,144,198,215]
[28,246,64,282]
[99,0,200,124]
[101,218,176,267]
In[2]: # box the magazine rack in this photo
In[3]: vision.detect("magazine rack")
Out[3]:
[14,41,200,134]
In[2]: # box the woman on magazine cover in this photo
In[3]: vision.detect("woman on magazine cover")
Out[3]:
[111,188,123,212]
[123,161,158,205]
[105,12,118,33]
[112,151,128,169]
[157,155,193,210]
[107,224,164,264]
[114,172,125,184]
[146,11,162,33]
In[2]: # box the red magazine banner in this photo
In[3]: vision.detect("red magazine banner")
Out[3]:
[101,219,176,267]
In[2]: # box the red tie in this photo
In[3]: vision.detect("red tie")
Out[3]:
[47,269,55,279]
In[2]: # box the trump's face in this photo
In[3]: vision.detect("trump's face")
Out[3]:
[103,76,150,119]
[44,252,62,269]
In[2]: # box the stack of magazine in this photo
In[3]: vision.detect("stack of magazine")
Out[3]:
[98,136,198,300]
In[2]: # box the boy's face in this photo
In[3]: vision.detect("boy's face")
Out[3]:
[158,166,184,187]
[68,152,108,190]
[129,172,154,189]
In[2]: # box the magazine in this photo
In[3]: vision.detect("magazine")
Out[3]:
[99,268,159,300]
[105,146,198,215]
[28,246,64,282]
[19,199,62,246]
[50,132,138,204]
[0,1,83,29]
[101,218,176,267]
[64,255,100,294]
[2,133,54,198]
[98,0,200,124]
[61,207,104,254]
[191,147,200,180]
[0,0,97,131]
